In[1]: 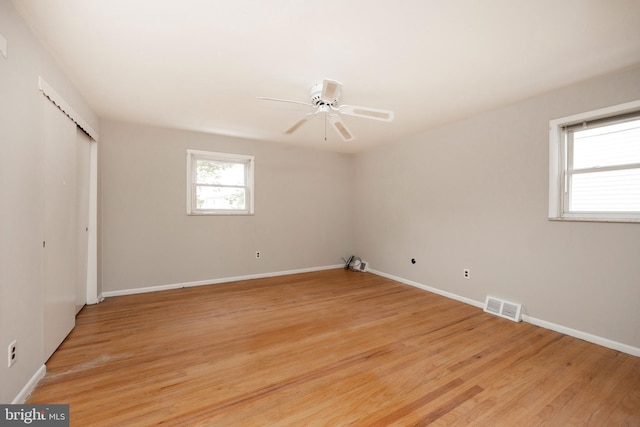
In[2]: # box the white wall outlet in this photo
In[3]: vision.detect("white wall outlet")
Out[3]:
[463,269,470,279]
[8,340,16,367]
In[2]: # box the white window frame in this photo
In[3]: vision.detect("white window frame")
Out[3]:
[549,100,640,223]
[186,149,255,215]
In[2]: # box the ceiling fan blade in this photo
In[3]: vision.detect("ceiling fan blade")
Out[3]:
[328,114,354,142]
[285,111,318,135]
[321,79,342,102]
[257,96,314,107]
[338,104,395,122]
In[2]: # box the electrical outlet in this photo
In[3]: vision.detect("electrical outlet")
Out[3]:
[463,269,470,279]
[8,340,16,368]
[255,251,260,258]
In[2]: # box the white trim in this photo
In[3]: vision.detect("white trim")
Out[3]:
[548,120,563,218]
[12,365,46,404]
[38,77,99,141]
[548,99,640,221]
[186,149,255,215]
[101,265,343,298]
[521,314,640,357]
[0,31,7,59]
[550,100,640,130]
[369,269,640,357]
[370,269,484,309]
[86,141,99,304]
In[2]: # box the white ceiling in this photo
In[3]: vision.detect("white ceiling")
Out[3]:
[13,0,640,153]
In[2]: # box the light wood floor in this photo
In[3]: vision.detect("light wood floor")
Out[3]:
[28,269,640,426]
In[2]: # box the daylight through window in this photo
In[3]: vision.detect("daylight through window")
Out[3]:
[549,101,640,222]
[187,149,254,215]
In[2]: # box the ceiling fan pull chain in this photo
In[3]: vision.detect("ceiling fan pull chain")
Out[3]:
[324,114,328,141]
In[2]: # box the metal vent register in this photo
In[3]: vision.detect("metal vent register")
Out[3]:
[483,296,522,322]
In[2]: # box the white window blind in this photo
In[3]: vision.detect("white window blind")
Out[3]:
[566,116,640,213]
[549,100,640,222]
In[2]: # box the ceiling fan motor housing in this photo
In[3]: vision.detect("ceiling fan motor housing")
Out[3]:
[310,81,340,106]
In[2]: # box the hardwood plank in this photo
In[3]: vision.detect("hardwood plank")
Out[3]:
[27,269,640,426]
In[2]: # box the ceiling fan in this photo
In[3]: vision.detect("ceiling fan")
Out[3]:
[258,79,394,142]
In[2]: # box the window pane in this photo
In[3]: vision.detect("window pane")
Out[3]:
[195,186,246,210]
[196,160,245,185]
[573,119,640,169]
[570,168,640,212]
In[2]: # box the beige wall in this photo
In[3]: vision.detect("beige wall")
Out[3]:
[353,66,640,351]
[99,121,354,292]
[0,0,99,403]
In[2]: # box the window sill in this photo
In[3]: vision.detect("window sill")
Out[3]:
[187,211,254,216]
[548,216,640,224]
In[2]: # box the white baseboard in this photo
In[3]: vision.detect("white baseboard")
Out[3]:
[370,269,484,309]
[370,269,640,358]
[521,315,640,357]
[102,264,343,298]
[12,364,46,404]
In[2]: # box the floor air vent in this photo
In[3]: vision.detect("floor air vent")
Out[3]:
[483,296,522,322]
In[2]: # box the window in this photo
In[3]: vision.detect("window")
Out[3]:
[186,149,254,215]
[549,100,640,222]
